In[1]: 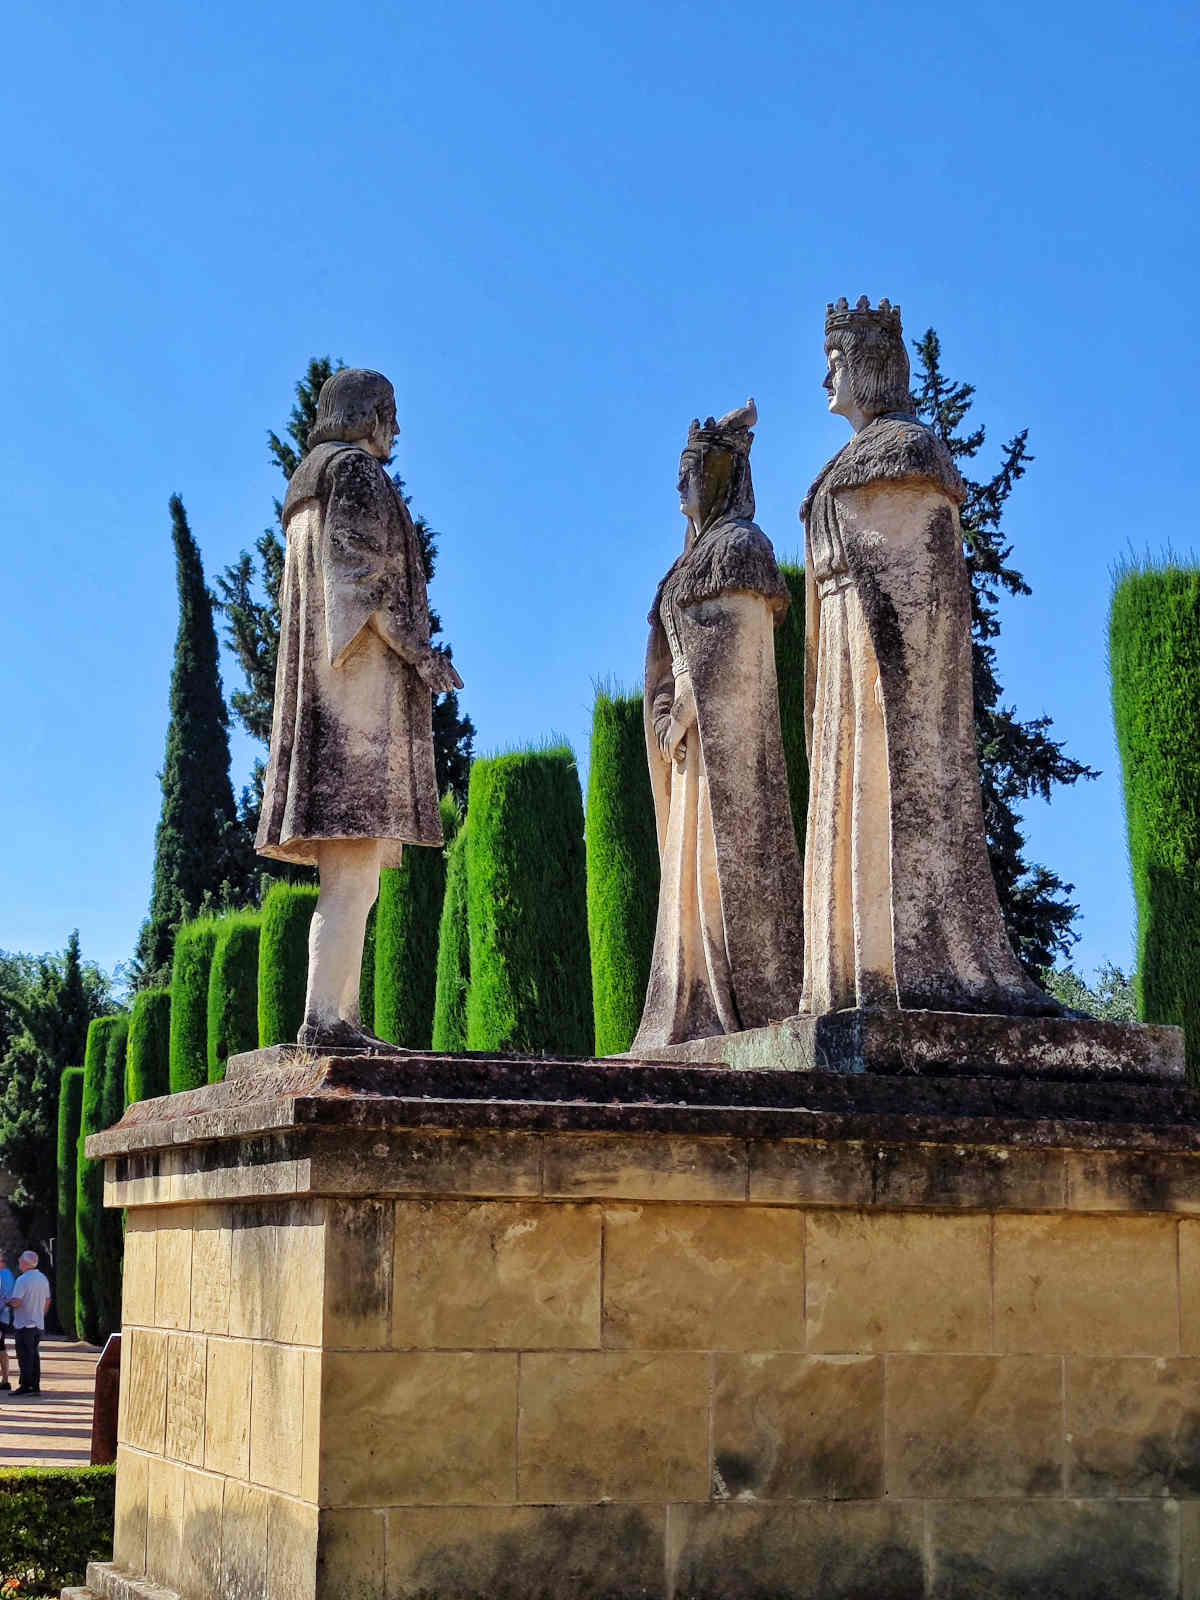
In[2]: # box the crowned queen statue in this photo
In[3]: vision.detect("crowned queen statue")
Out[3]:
[800,297,1060,1018]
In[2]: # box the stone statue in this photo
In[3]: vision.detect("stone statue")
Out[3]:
[632,401,804,1050]
[256,368,462,1048]
[800,297,1057,1017]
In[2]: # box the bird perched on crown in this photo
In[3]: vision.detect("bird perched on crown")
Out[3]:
[799,298,1064,1018]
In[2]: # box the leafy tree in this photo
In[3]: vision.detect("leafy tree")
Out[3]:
[215,357,475,821]
[135,496,252,983]
[912,331,1099,975]
[1042,962,1137,1023]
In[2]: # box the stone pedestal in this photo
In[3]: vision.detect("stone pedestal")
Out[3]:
[72,1043,1200,1599]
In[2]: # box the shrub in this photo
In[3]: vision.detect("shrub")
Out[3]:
[360,902,377,1034]
[1111,559,1200,1078]
[206,912,262,1081]
[55,1067,84,1340]
[125,988,171,1105]
[258,883,319,1046]
[466,744,593,1054]
[585,687,659,1055]
[169,917,220,1093]
[432,821,470,1052]
[376,795,461,1049]
[775,560,809,867]
[76,1015,127,1346]
[0,1464,115,1592]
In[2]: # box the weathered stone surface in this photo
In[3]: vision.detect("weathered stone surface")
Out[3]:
[112,1445,148,1574]
[806,1210,990,1351]
[178,1468,223,1597]
[319,1351,516,1506]
[391,1199,601,1350]
[1183,1499,1200,1600]
[221,1478,269,1600]
[249,1343,306,1494]
[144,1455,184,1585]
[1067,1149,1200,1213]
[317,1508,386,1599]
[120,1328,167,1455]
[153,1208,193,1331]
[164,1333,206,1466]
[748,1137,874,1207]
[602,1204,804,1350]
[519,1351,707,1502]
[203,1336,251,1478]
[385,1504,665,1599]
[1068,1356,1200,1495]
[324,1198,393,1349]
[308,1127,543,1199]
[712,1352,883,1498]
[229,1200,324,1345]
[189,1205,232,1335]
[994,1213,1178,1354]
[543,1133,746,1202]
[667,1501,926,1599]
[122,1212,157,1327]
[928,1499,1179,1598]
[265,1494,318,1600]
[1181,1220,1200,1354]
[751,1137,1065,1212]
[886,1355,1063,1497]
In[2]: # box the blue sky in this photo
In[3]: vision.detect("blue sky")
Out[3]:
[2,0,1197,984]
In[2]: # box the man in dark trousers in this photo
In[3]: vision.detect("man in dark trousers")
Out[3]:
[6,1249,51,1396]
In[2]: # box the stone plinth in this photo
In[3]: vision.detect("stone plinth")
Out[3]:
[73,1044,1200,1600]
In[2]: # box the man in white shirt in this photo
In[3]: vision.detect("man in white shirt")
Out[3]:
[7,1249,52,1396]
[0,1250,13,1391]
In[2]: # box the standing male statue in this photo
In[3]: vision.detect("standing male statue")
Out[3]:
[800,298,1057,1017]
[256,368,462,1048]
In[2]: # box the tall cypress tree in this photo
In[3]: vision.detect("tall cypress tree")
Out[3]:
[136,497,250,982]
[912,331,1098,975]
[216,357,475,817]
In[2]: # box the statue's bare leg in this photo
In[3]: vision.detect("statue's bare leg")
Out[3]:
[298,839,381,1048]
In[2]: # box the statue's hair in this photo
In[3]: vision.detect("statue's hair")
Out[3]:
[825,323,912,418]
[679,399,757,535]
[307,368,395,448]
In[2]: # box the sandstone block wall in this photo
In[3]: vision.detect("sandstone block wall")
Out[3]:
[96,1127,1200,1599]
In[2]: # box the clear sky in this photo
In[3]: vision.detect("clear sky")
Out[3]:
[2,0,1196,984]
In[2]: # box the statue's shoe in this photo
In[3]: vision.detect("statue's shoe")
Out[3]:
[296,1017,415,1053]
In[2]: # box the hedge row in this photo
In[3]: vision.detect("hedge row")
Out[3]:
[0,1465,115,1591]
[376,795,461,1048]
[259,884,318,1046]
[207,911,262,1081]
[126,986,171,1104]
[169,917,220,1092]
[76,1015,127,1346]
[432,822,471,1052]
[55,1067,84,1341]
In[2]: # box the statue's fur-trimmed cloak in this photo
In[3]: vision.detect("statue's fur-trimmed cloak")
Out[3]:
[256,442,443,867]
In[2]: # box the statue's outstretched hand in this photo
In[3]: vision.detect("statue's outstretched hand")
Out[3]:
[418,647,464,695]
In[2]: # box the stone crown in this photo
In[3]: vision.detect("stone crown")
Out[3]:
[825,295,902,337]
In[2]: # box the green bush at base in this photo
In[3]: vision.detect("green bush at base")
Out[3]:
[55,1067,85,1340]
[169,918,220,1092]
[432,821,470,1052]
[258,884,319,1045]
[585,688,659,1055]
[77,1015,128,1346]
[126,988,171,1105]
[776,560,809,868]
[207,911,262,1081]
[466,744,593,1055]
[1111,560,1200,1078]
[0,1465,115,1592]
[360,902,377,1034]
[376,796,461,1049]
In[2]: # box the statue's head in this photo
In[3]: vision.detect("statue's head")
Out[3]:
[677,399,757,538]
[823,297,912,429]
[308,368,398,458]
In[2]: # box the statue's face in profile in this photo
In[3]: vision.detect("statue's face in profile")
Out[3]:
[678,454,703,523]
[823,348,853,416]
[363,403,400,461]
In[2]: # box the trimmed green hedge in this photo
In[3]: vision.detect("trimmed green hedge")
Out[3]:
[1111,561,1200,1078]
[776,560,809,868]
[0,1464,115,1591]
[126,987,171,1105]
[258,883,319,1046]
[55,1067,85,1340]
[432,821,471,1052]
[76,1015,128,1346]
[585,688,659,1055]
[169,917,220,1092]
[360,902,377,1034]
[207,911,262,1081]
[466,744,593,1054]
[376,796,461,1049]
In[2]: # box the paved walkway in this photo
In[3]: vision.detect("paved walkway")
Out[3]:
[0,1336,100,1467]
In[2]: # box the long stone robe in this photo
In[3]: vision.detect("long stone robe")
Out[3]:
[631,517,804,1049]
[256,441,443,868]
[800,414,1055,1016]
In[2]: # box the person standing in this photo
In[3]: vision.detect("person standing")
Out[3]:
[0,1250,13,1391]
[7,1249,51,1396]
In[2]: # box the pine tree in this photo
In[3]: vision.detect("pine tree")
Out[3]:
[136,496,251,982]
[911,331,1098,974]
[215,357,475,818]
